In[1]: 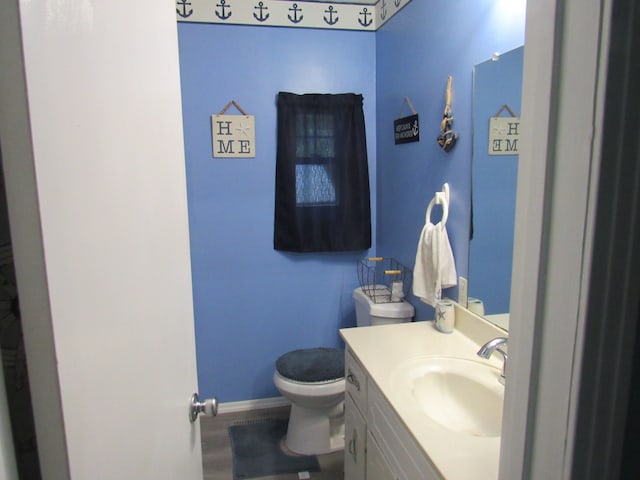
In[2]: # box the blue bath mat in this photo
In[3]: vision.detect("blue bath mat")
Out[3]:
[228,418,320,479]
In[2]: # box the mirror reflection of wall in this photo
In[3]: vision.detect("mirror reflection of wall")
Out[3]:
[469,45,524,331]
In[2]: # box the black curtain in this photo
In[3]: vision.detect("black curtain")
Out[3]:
[274,92,371,252]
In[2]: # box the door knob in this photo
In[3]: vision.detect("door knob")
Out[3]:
[189,392,218,423]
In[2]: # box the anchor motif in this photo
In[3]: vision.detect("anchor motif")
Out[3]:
[215,0,232,20]
[358,7,372,27]
[288,3,303,23]
[176,0,193,18]
[323,5,339,25]
[380,0,388,20]
[253,1,269,22]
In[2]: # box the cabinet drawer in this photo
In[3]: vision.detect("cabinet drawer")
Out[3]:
[345,349,367,412]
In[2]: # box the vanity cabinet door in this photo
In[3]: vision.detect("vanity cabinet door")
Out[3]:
[368,382,442,480]
[366,431,396,480]
[344,393,366,480]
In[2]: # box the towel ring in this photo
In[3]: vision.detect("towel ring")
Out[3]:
[425,183,450,228]
[426,194,449,228]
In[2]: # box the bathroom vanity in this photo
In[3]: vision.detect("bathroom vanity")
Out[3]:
[340,304,507,480]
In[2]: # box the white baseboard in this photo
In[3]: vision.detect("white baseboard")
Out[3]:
[217,396,291,414]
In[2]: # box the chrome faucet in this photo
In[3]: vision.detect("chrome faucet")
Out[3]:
[477,337,508,385]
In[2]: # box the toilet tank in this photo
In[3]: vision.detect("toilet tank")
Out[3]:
[353,287,415,327]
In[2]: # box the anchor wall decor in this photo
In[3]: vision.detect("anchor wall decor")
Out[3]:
[176,0,413,31]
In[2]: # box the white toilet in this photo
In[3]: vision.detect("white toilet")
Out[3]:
[273,286,414,455]
[352,286,415,327]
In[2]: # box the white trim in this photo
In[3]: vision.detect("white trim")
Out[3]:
[0,1,70,478]
[569,0,640,476]
[0,366,18,480]
[499,0,559,473]
[502,0,611,478]
[217,396,291,414]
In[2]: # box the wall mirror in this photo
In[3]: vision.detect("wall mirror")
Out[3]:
[468,45,524,331]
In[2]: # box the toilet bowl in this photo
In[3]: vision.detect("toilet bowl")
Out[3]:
[274,287,415,455]
[274,348,346,455]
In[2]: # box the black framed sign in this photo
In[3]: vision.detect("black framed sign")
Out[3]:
[394,113,420,144]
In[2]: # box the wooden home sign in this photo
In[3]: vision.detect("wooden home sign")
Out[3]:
[212,100,255,158]
[488,104,520,155]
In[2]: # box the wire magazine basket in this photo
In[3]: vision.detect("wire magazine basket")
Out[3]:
[357,257,412,303]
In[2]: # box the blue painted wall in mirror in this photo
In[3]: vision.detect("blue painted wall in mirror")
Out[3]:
[470,46,524,316]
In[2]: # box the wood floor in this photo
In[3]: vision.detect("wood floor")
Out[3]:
[201,405,345,480]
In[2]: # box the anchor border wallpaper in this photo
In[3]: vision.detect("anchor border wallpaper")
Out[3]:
[176,0,412,31]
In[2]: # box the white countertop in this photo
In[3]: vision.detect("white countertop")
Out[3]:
[340,306,506,480]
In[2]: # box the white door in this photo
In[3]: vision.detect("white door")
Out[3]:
[0,1,204,478]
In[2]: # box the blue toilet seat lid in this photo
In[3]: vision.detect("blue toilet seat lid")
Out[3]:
[276,347,345,383]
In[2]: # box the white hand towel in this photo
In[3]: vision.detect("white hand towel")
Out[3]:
[412,222,457,307]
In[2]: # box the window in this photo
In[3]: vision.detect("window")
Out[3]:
[295,113,337,206]
[274,93,371,252]
[295,163,337,206]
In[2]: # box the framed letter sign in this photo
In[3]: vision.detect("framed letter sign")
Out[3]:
[212,101,255,158]
[488,104,520,155]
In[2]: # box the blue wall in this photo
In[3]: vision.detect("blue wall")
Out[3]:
[375,0,526,321]
[177,24,376,402]
[178,0,527,402]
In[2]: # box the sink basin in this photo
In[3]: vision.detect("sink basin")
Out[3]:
[392,356,504,437]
